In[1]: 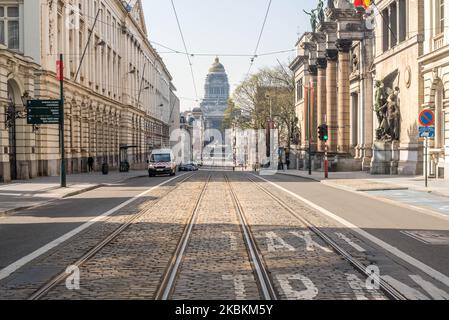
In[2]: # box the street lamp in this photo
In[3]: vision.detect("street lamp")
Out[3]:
[5,91,39,132]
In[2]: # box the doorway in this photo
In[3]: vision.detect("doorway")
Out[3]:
[7,82,17,180]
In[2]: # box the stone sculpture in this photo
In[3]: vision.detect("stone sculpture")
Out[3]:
[317,0,325,24]
[303,9,318,33]
[375,80,401,141]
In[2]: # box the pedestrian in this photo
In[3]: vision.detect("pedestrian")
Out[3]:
[88,156,94,173]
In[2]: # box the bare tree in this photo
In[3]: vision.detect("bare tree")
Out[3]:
[232,63,298,149]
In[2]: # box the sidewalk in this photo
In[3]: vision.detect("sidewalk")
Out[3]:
[0,170,148,216]
[278,169,449,197]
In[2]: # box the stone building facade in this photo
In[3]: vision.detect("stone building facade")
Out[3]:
[419,0,449,180]
[0,0,177,182]
[290,2,371,172]
[200,58,230,135]
[290,0,429,175]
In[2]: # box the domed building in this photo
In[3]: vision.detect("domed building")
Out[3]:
[200,57,230,134]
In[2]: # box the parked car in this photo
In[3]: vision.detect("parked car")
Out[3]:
[179,163,199,171]
[148,149,177,177]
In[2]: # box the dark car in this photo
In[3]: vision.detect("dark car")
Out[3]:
[179,163,199,171]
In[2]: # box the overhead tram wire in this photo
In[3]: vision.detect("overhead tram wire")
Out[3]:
[245,0,273,79]
[170,0,199,102]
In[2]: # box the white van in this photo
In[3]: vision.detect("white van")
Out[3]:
[148,149,177,177]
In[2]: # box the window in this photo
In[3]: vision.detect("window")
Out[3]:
[390,3,398,47]
[435,84,445,148]
[296,79,303,102]
[0,5,20,50]
[382,8,390,52]
[398,0,407,42]
[438,0,445,34]
[382,2,408,52]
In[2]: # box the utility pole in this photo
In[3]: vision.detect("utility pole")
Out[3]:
[59,54,66,188]
[307,84,313,175]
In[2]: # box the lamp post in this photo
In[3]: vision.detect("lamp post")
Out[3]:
[304,82,314,176]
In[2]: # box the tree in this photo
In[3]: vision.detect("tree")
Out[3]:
[232,63,298,149]
[223,99,241,130]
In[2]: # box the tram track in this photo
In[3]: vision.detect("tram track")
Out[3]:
[246,174,407,300]
[157,173,277,300]
[28,173,197,300]
[155,174,211,300]
[224,175,278,300]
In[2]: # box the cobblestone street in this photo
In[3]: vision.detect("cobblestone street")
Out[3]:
[0,172,398,300]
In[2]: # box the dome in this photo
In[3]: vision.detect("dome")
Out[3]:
[208,57,225,73]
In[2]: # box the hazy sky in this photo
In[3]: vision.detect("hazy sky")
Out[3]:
[142,0,316,111]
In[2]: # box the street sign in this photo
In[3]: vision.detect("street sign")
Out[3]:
[419,109,435,127]
[56,60,64,81]
[27,100,61,125]
[419,126,435,138]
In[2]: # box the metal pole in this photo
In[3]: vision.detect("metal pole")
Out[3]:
[425,137,428,188]
[324,143,329,179]
[60,53,66,188]
[74,9,101,82]
[308,85,312,175]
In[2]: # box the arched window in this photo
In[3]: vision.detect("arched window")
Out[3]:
[435,83,445,148]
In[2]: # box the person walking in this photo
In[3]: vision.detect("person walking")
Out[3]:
[88,156,94,173]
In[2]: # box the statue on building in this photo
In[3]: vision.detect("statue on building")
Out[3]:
[386,87,401,141]
[351,52,359,73]
[303,9,318,33]
[327,0,335,9]
[375,77,401,141]
[317,0,325,24]
[374,80,387,125]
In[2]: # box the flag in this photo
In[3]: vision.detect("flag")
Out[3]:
[354,0,372,8]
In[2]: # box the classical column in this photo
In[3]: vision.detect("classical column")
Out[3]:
[325,49,338,153]
[336,39,352,154]
[361,36,374,170]
[316,58,327,152]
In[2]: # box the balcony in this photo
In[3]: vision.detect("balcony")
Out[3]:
[433,33,445,51]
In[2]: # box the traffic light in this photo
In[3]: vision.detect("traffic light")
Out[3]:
[318,124,329,142]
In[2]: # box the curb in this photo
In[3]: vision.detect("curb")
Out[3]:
[0,174,148,218]
[279,172,412,192]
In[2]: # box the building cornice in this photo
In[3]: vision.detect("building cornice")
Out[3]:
[418,45,449,66]
[289,55,306,72]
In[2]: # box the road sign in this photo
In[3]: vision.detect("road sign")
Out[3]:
[419,109,435,127]
[56,60,64,81]
[419,126,435,138]
[27,100,61,125]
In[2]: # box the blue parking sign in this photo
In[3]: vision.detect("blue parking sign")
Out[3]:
[419,126,435,138]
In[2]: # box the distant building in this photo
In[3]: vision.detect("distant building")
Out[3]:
[200,57,230,137]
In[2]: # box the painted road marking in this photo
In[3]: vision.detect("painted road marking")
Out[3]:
[265,232,296,252]
[276,274,318,300]
[382,275,449,300]
[401,230,449,245]
[253,174,449,290]
[346,273,386,300]
[335,232,366,252]
[0,174,187,281]
[290,231,332,253]
[0,193,23,196]
[222,275,253,300]
[223,232,238,251]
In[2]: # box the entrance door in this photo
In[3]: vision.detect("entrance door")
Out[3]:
[7,83,17,180]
